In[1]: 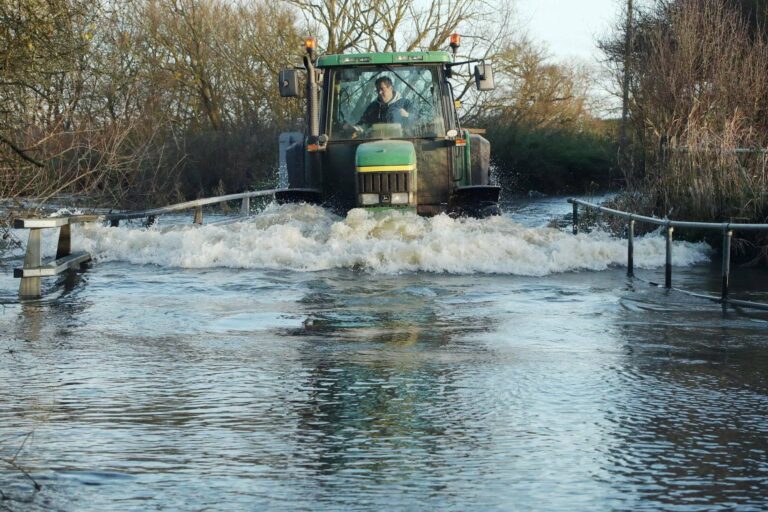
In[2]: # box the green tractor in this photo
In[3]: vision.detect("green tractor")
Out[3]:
[277,35,499,217]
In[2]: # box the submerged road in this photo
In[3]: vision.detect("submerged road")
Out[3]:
[1,197,767,511]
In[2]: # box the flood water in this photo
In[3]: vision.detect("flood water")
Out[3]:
[1,197,767,511]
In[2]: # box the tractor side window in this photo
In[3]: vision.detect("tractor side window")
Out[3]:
[330,65,445,140]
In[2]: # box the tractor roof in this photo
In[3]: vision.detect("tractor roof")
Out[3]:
[317,51,452,67]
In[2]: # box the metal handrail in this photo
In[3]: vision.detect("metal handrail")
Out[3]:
[104,188,318,224]
[109,188,266,221]
[568,199,768,231]
[568,198,768,310]
[670,147,768,154]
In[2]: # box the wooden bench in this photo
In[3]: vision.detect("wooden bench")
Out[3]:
[13,215,100,299]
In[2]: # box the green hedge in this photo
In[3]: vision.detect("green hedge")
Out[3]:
[487,122,618,195]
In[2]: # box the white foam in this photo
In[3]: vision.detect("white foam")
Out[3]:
[49,208,83,217]
[69,203,711,275]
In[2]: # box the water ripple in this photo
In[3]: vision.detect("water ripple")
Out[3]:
[1,204,767,510]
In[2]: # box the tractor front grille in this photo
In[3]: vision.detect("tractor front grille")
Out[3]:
[358,172,410,194]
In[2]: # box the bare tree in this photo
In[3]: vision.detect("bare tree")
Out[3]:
[214,1,305,127]
[602,0,768,221]
[0,0,101,199]
[284,0,513,56]
[284,0,380,53]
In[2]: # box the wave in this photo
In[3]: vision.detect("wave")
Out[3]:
[64,203,711,275]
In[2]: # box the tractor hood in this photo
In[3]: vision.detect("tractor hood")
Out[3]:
[355,140,416,171]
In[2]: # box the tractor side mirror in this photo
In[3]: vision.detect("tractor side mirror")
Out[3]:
[279,69,299,97]
[474,63,495,91]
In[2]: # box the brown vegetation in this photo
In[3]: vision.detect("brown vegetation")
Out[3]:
[0,0,611,228]
[603,0,768,224]
[475,39,616,194]
[286,0,510,54]
[1,0,303,216]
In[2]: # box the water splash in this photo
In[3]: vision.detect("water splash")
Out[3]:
[71,203,710,275]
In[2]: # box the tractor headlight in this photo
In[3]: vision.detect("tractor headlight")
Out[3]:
[391,193,409,205]
[360,193,380,205]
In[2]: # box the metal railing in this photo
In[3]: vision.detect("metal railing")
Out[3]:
[569,198,768,310]
[103,188,289,225]
[12,188,312,298]
[670,147,768,154]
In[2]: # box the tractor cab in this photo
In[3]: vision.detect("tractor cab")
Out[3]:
[277,36,499,217]
[329,62,448,140]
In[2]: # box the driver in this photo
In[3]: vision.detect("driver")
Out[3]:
[357,76,413,127]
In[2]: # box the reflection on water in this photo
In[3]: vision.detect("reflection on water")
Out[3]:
[607,292,768,510]
[1,203,767,511]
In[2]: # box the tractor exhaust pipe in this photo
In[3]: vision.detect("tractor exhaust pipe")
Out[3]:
[303,38,320,139]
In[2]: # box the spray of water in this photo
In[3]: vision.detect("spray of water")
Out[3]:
[64,203,710,275]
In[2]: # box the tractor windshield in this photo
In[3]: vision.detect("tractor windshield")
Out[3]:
[329,65,446,140]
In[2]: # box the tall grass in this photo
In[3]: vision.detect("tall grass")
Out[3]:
[613,1,768,224]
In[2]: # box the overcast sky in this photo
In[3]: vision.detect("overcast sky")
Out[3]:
[515,0,624,64]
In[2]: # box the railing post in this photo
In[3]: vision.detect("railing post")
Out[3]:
[721,227,732,305]
[665,224,674,289]
[627,217,635,277]
[194,206,203,225]
[241,196,250,216]
[572,201,578,235]
[19,228,42,299]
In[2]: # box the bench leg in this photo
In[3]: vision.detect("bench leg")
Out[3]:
[56,224,71,259]
[19,228,42,299]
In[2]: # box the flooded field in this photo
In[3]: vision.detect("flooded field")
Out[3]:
[1,198,767,511]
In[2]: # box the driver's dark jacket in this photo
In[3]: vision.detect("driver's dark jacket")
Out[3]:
[359,92,413,125]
